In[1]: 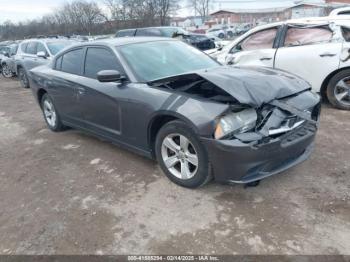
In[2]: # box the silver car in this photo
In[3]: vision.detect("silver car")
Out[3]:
[16,39,76,88]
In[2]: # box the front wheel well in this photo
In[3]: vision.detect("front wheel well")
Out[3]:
[37,89,47,107]
[148,115,179,158]
[320,67,350,102]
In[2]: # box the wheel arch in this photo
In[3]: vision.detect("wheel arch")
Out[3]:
[147,111,199,158]
[320,66,350,102]
[37,88,48,107]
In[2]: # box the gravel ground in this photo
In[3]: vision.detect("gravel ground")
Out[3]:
[0,76,349,255]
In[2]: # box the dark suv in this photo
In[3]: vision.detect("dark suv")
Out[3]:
[15,38,76,88]
[115,26,215,51]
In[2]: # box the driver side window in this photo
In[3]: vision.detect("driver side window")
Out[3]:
[231,28,278,53]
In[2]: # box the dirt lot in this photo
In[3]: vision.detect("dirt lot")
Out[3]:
[0,76,349,255]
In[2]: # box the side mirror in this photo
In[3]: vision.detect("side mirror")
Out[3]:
[37,51,47,59]
[97,70,125,83]
[226,54,235,65]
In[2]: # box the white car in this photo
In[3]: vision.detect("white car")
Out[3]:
[208,17,350,110]
[206,28,226,39]
[330,7,350,16]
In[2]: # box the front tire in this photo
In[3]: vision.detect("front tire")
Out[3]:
[326,69,350,110]
[2,64,13,78]
[155,120,212,188]
[18,67,30,88]
[41,93,66,132]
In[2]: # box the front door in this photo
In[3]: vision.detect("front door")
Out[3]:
[225,26,279,68]
[77,47,125,138]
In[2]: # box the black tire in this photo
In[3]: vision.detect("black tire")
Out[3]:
[218,33,225,39]
[41,93,66,132]
[227,31,234,38]
[155,120,212,188]
[326,69,350,110]
[2,64,13,78]
[18,67,30,88]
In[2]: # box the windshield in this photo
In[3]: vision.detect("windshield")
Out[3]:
[47,41,74,55]
[160,28,188,38]
[118,40,219,82]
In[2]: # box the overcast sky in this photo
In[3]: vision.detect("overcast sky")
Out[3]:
[0,0,324,23]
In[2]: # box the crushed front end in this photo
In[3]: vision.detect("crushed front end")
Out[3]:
[201,91,321,184]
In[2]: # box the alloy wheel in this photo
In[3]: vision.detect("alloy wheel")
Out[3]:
[43,99,57,128]
[2,65,12,78]
[334,77,350,106]
[161,133,198,180]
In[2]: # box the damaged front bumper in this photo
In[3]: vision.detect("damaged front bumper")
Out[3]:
[202,92,321,184]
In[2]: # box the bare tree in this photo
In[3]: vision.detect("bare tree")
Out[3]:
[189,0,211,22]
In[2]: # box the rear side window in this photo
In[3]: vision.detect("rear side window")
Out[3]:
[342,27,350,42]
[284,27,333,47]
[25,42,37,54]
[136,28,162,37]
[84,47,122,79]
[241,28,278,51]
[61,48,83,75]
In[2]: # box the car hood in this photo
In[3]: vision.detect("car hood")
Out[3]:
[150,66,311,108]
[196,66,311,107]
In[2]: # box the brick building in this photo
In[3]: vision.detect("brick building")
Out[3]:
[209,0,349,26]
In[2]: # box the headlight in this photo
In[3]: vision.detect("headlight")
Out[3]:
[214,109,257,139]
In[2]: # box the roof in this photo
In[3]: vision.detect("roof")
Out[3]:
[82,37,177,47]
[21,38,74,43]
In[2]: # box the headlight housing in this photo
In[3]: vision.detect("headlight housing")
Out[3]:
[214,109,257,139]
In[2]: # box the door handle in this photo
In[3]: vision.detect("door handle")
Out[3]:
[319,53,336,57]
[260,57,272,61]
[77,87,86,95]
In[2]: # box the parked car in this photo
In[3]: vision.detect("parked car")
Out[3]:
[115,26,215,51]
[16,38,76,88]
[330,7,350,16]
[206,28,226,39]
[1,43,19,78]
[207,17,350,110]
[206,26,236,39]
[0,45,11,73]
[28,38,320,188]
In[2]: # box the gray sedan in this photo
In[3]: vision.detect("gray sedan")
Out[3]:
[28,38,320,188]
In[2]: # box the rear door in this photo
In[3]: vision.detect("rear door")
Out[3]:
[226,26,280,67]
[340,26,350,68]
[274,25,342,92]
[49,48,85,124]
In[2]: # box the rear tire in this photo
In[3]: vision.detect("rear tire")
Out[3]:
[41,93,66,132]
[326,69,350,110]
[155,120,212,188]
[18,67,30,88]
